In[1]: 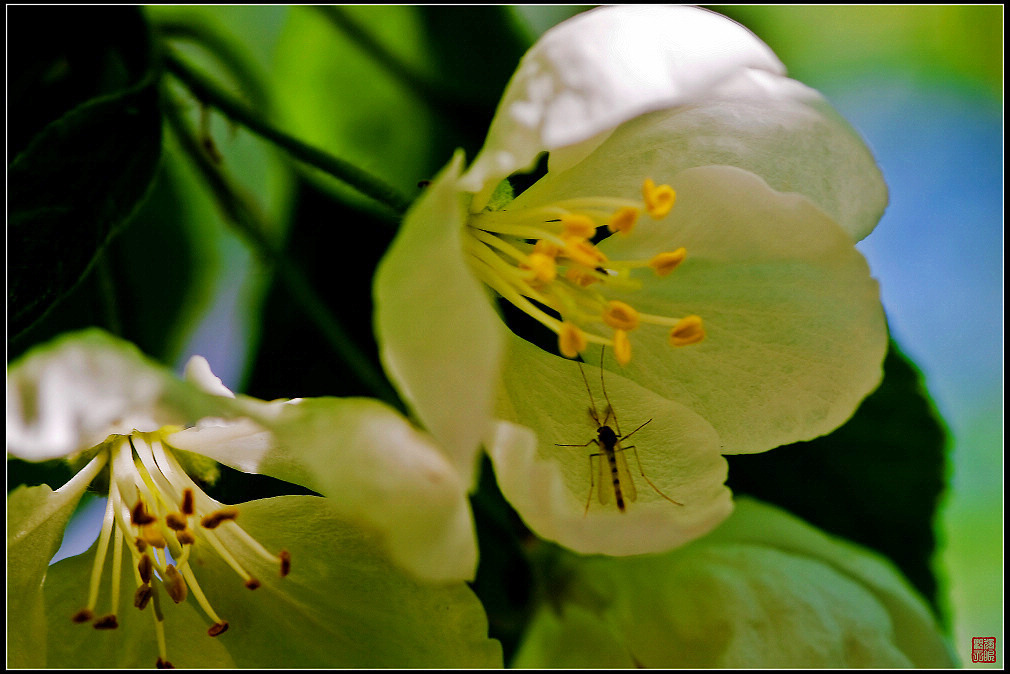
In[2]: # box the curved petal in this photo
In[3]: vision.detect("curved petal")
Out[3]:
[488,334,732,555]
[373,151,504,481]
[461,5,785,205]
[176,397,479,583]
[6,329,230,462]
[512,80,887,241]
[557,166,886,453]
[39,496,502,668]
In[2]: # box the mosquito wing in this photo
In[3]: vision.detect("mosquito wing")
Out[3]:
[615,444,637,503]
[597,450,611,506]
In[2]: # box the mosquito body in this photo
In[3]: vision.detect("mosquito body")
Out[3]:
[557,349,683,515]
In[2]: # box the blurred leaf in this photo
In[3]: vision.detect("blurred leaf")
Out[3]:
[726,341,948,613]
[717,6,1003,98]
[8,6,162,340]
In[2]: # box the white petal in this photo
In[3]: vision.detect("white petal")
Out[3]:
[513,75,887,241]
[183,355,236,398]
[6,330,227,461]
[461,5,784,204]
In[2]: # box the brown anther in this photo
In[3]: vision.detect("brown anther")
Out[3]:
[180,488,195,516]
[244,578,261,590]
[165,512,188,531]
[134,584,153,610]
[164,564,188,604]
[156,657,175,669]
[131,499,156,526]
[134,536,149,553]
[279,549,291,577]
[176,529,196,546]
[208,621,230,637]
[200,506,239,529]
[138,554,153,584]
[72,608,95,623]
[93,614,119,630]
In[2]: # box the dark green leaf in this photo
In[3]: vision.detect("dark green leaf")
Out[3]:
[726,340,948,613]
[8,7,164,341]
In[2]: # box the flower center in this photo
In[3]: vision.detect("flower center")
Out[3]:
[464,177,704,364]
[68,431,290,669]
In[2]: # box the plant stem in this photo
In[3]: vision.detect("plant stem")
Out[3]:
[163,49,413,216]
[163,93,404,410]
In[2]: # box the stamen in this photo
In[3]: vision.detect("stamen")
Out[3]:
[559,213,598,238]
[180,488,195,516]
[93,614,119,630]
[613,330,632,366]
[163,565,188,604]
[464,175,700,365]
[134,584,153,610]
[279,550,292,577]
[559,322,588,359]
[607,206,639,235]
[649,248,687,276]
[602,301,639,331]
[201,506,239,529]
[670,315,705,346]
[178,564,228,628]
[642,178,676,218]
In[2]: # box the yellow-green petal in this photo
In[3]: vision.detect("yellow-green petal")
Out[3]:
[374,151,504,481]
[490,332,732,555]
[39,496,502,668]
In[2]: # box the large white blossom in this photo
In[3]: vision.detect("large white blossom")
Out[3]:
[374,5,888,555]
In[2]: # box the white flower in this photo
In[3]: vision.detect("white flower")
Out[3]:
[375,6,888,555]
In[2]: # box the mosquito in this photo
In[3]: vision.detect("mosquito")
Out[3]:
[556,348,684,515]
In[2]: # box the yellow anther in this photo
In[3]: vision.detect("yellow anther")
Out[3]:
[607,206,639,235]
[559,322,588,359]
[142,523,167,550]
[602,300,640,331]
[642,178,676,219]
[164,565,187,604]
[670,315,705,347]
[564,267,598,288]
[521,252,557,283]
[562,237,607,268]
[560,213,598,238]
[613,330,632,365]
[533,239,560,258]
[649,248,687,276]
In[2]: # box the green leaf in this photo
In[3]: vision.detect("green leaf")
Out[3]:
[726,341,948,611]
[6,462,102,668]
[39,496,503,668]
[8,75,163,339]
[515,498,954,668]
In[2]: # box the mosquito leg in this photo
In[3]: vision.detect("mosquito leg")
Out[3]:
[620,418,652,442]
[625,444,683,506]
[585,453,600,516]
